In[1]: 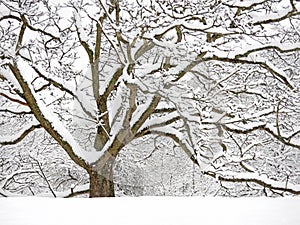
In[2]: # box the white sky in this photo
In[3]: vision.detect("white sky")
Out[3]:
[0,197,299,225]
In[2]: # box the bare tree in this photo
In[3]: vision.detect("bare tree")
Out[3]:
[1,0,300,197]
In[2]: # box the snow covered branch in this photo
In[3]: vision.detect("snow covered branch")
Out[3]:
[0,124,41,145]
[204,171,300,195]
[8,61,89,170]
[222,123,300,150]
[0,92,27,106]
[148,129,199,166]
[204,56,294,89]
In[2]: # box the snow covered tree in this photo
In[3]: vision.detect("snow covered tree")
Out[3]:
[1,0,300,197]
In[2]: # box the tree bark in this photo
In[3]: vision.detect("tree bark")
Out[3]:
[88,154,116,197]
[89,129,129,197]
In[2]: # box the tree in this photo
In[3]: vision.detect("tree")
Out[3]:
[1,0,300,197]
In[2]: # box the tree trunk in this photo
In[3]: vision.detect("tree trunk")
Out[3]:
[88,154,115,197]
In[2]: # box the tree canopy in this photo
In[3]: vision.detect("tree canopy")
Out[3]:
[1,0,300,197]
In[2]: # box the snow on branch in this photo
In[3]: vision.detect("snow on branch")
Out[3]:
[137,111,181,133]
[222,123,300,150]
[32,66,96,120]
[204,170,300,195]
[30,86,101,164]
[0,182,89,198]
[235,44,300,59]
[74,11,93,63]
[205,56,294,89]
[19,14,60,41]
[74,11,88,42]
[0,92,27,106]
[149,128,199,166]
[100,66,124,99]
[0,108,31,115]
[222,0,267,9]
[0,169,39,197]
[8,59,100,168]
[0,14,21,22]
[0,123,41,145]
[64,184,89,198]
[253,9,300,26]
[0,67,22,92]
[131,95,161,133]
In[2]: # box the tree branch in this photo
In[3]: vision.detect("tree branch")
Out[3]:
[222,123,300,150]
[205,56,294,89]
[0,92,28,106]
[204,171,300,195]
[131,95,161,134]
[253,11,300,26]
[235,45,300,59]
[150,130,199,166]
[31,66,96,120]
[0,124,42,145]
[0,108,31,115]
[9,62,89,170]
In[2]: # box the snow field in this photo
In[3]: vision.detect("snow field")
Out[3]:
[0,197,299,225]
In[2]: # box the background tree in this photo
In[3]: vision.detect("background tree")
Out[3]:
[1,0,300,197]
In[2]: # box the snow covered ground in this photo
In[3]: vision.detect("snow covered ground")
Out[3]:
[0,197,299,225]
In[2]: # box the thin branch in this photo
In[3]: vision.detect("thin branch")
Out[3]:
[253,11,300,26]
[92,17,123,63]
[15,15,27,51]
[235,45,300,59]
[131,95,161,134]
[74,12,94,63]
[31,66,96,120]
[222,0,268,11]
[0,92,28,106]
[0,14,21,22]
[134,41,155,60]
[150,130,199,166]
[30,156,56,197]
[65,189,89,198]
[135,115,181,138]
[0,124,41,145]
[205,56,294,89]
[204,171,300,195]
[222,123,300,150]
[0,108,31,115]
[102,66,124,100]
[172,52,207,82]
[153,108,177,114]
